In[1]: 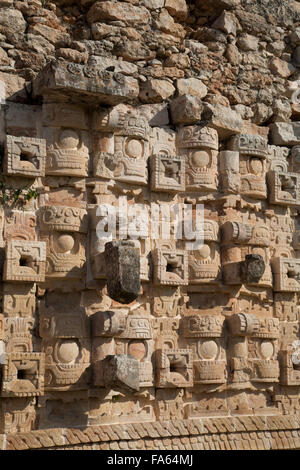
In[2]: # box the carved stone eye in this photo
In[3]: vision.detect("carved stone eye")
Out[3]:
[200,340,218,360]
[191,150,210,168]
[249,158,263,175]
[55,234,75,253]
[59,130,80,149]
[57,340,79,364]
[125,138,143,158]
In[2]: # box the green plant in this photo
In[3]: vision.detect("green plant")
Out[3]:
[0,178,38,207]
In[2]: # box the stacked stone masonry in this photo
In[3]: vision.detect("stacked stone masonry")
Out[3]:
[1,0,300,451]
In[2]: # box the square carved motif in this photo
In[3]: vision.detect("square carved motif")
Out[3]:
[151,155,185,193]
[156,348,193,388]
[4,135,46,177]
[1,352,45,397]
[3,240,46,282]
[152,249,188,286]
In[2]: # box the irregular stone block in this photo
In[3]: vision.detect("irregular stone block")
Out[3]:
[170,95,203,125]
[87,1,151,26]
[139,79,175,104]
[176,78,207,99]
[269,122,300,146]
[33,60,139,105]
[202,103,243,138]
[102,354,140,392]
[105,241,140,304]
[241,254,265,284]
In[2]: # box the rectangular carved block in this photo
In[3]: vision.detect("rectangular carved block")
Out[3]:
[156,349,193,388]
[3,240,46,282]
[3,284,36,317]
[152,249,188,286]
[1,352,45,397]
[33,61,139,105]
[151,154,185,193]
[4,135,46,177]
[268,171,300,206]
[272,258,300,292]
[39,206,88,233]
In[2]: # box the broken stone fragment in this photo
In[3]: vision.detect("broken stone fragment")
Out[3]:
[202,103,243,138]
[32,60,139,105]
[269,122,300,146]
[102,354,140,392]
[241,254,265,284]
[105,241,140,304]
[176,78,207,99]
[139,78,175,103]
[170,94,203,125]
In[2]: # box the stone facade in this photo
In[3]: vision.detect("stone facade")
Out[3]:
[1,0,300,451]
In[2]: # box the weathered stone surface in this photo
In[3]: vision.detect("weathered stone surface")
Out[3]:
[139,79,175,103]
[87,1,151,26]
[102,354,140,392]
[33,60,139,105]
[165,0,188,20]
[270,122,300,146]
[0,8,26,34]
[105,241,140,304]
[170,94,203,124]
[202,103,243,138]
[242,254,266,284]
[176,78,207,99]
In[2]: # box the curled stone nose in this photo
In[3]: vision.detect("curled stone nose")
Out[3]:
[105,240,140,304]
[242,254,266,284]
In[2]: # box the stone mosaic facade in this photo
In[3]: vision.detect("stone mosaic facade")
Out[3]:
[1,0,300,451]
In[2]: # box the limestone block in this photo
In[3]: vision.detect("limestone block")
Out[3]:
[267,171,300,207]
[105,241,141,304]
[1,352,45,397]
[4,135,46,178]
[183,314,224,338]
[176,78,207,99]
[94,112,149,185]
[150,154,185,192]
[269,122,300,147]
[87,1,151,26]
[227,313,260,337]
[41,232,86,280]
[152,249,188,286]
[165,0,188,20]
[272,257,300,292]
[3,240,46,283]
[188,243,221,284]
[43,127,89,177]
[39,311,90,339]
[219,150,240,193]
[3,284,36,318]
[139,79,175,104]
[4,211,36,242]
[39,206,88,233]
[212,11,237,35]
[178,126,218,191]
[0,398,35,434]
[42,338,90,391]
[102,354,140,392]
[4,317,34,353]
[202,103,243,138]
[156,349,193,388]
[170,95,203,125]
[33,61,139,105]
[92,311,126,337]
[241,254,265,284]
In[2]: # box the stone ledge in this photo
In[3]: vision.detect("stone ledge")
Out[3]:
[4,414,300,450]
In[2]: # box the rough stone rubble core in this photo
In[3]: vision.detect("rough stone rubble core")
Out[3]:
[1,0,300,451]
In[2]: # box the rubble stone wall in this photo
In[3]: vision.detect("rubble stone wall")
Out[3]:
[1,0,300,451]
